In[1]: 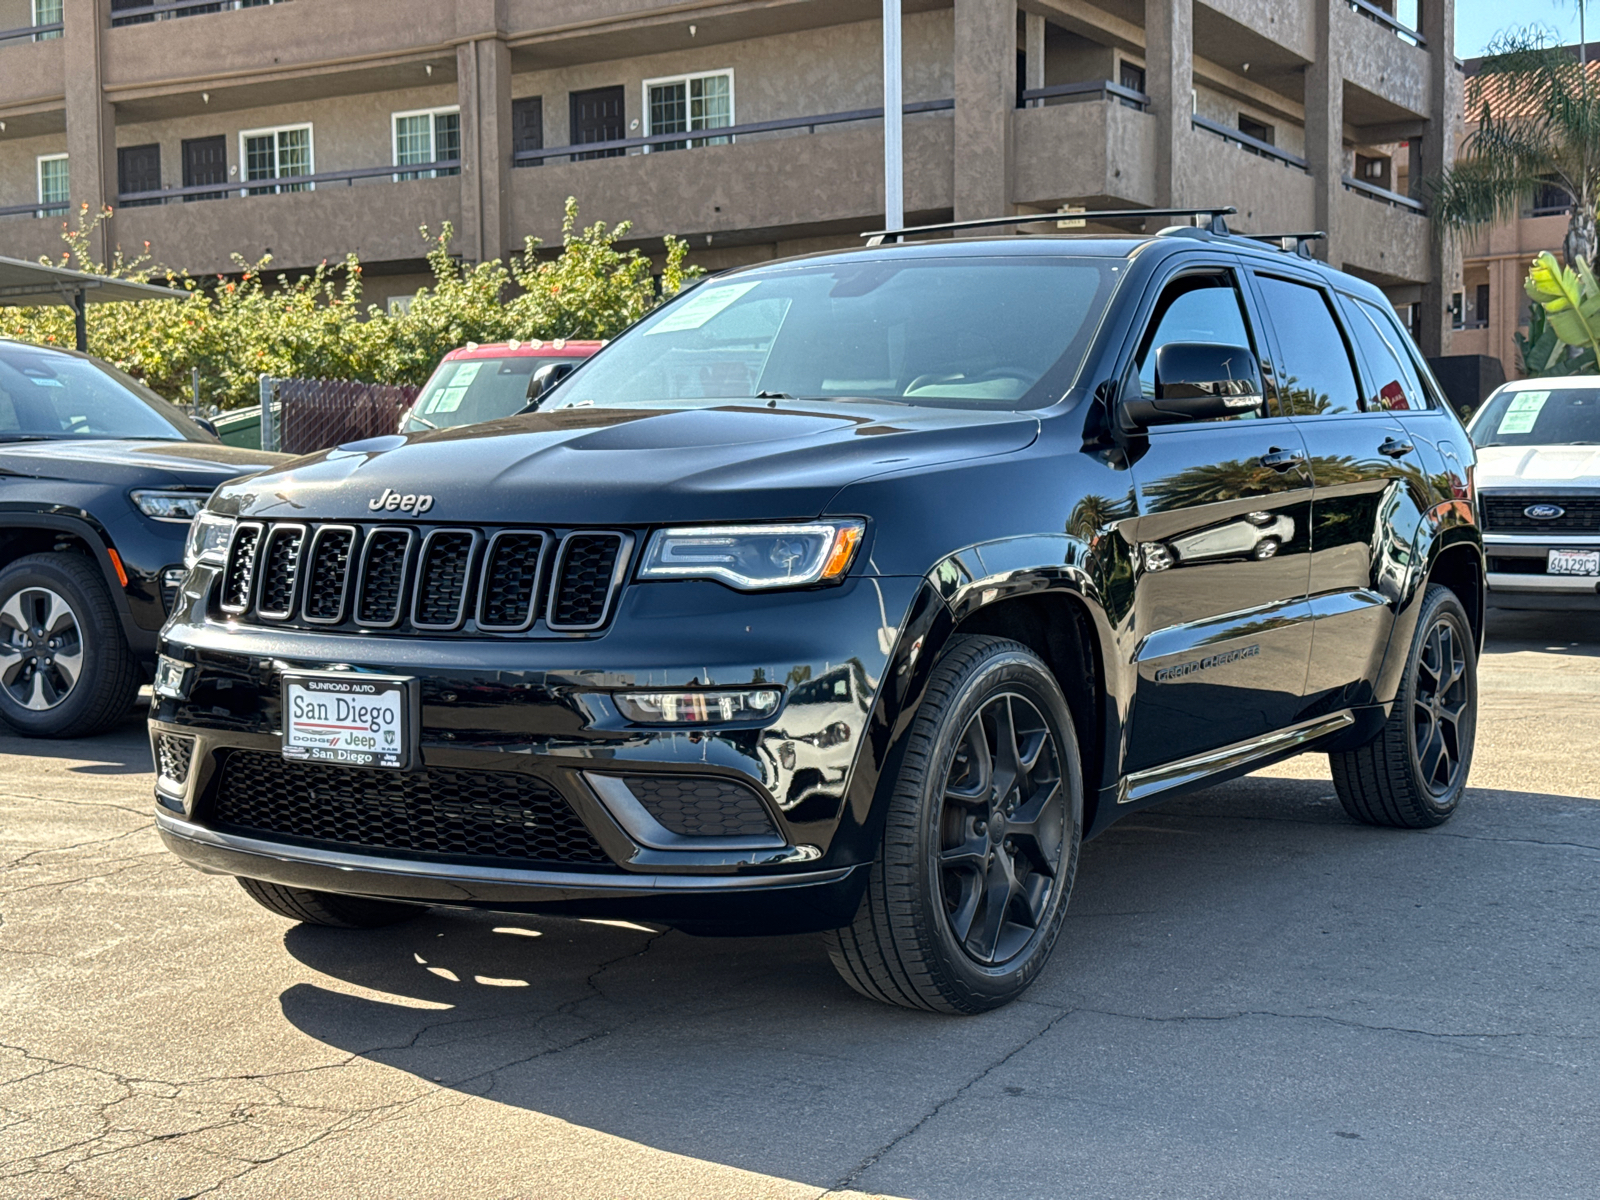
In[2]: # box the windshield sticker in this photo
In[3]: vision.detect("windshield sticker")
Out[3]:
[646,282,760,334]
[428,386,469,414]
[450,362,482,385]
[1498,391,1549,435]
[28,377,63,387]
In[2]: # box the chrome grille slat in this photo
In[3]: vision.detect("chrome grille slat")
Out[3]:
[355,527,415,627]
[254,524,307,620]
[477,531,547,631]
[302,525,357,624]
[219,522,264,615]
[215,521,627,635]
[413,529,478,630]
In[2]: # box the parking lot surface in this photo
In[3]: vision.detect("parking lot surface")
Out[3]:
[3,611,1598,1199]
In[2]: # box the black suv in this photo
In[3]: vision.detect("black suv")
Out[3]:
[0,340,284,738]
[151,213,1484,1013]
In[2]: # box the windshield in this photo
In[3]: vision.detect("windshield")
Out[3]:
[549,256,1119,412]
[0,343,203,441]
[1471,387,1600,447]
[405,354,591,431]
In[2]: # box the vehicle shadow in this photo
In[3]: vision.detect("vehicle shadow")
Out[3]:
[273,771,1596,1192]
[1485,607,1600,654]
[0,707,151,774]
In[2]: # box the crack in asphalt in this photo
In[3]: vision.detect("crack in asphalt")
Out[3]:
[822,1007,1075,1195]
[0,821,154,872]
[1070,1006,1600,1043]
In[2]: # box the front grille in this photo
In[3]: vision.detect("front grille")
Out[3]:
[215,520,630,636]
[549,533,624,630]
[154,733,195,785]
[211,750,612,866]
[1483,494,1600,534]
[255,525,305,619]
[356,528,413,626]
[624,776,778,838]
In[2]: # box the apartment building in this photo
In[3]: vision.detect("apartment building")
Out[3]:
[0,0,1459,351]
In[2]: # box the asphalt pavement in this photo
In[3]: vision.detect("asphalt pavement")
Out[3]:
[2,610,1597,1199]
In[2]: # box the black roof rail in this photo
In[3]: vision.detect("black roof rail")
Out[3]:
[863,207,1237,245]
[1240,231,1327,259]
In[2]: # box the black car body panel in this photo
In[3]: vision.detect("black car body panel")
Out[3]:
[151,232,1484,930]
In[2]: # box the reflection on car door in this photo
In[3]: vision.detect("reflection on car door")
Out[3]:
[1249,272,1436,712]
[1122,266,1314,776]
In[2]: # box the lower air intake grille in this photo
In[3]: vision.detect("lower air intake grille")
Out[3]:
[550,533,624,629]
[211,751,612,866]
[154,733,195,786]
[624,776,778,839]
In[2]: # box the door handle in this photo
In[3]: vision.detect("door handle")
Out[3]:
[1259,447,1305,471]
[1378,437,1415,459]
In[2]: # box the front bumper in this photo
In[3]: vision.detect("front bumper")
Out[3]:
[1485,533,1600,608]
[152,573,924,925]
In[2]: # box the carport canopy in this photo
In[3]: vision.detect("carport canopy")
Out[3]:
[0,255,181,352]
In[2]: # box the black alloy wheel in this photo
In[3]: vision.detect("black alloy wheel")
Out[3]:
[826,635,1083,1013]
[938,692,1067,966]
[1331,583,1476,829]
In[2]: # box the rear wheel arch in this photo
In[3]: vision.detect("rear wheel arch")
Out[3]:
[1427,538,1485,652]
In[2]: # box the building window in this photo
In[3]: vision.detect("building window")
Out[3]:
[37,154,68,214]
[644,70,733,151]
[240,125,313,195]
[1119,61,1146,94]
[393,108,461,180]
[387,295,415,316]
[1238,115,1274,146]
[32,0,61,39]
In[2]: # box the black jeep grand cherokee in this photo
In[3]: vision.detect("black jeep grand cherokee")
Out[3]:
[152,214,1484,1013]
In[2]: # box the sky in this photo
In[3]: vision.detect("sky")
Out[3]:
[1456,0,1590,57]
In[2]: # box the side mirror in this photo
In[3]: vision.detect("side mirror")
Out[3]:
[193,416,219,438]
[1119,343,1264,429]
[525,361,576,407]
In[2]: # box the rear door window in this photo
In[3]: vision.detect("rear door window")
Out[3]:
[1337,295,1433,412]
[1252,275,1362,417]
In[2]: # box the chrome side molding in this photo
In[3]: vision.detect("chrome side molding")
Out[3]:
[1118,711,1355,805]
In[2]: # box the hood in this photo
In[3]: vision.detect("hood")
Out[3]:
[1475,444,1600,490]
[210,400,1041,524]
[0,438,290,490]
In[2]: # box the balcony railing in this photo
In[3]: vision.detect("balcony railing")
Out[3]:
[1018,80,1150,111]
[512,99,953,166]
[111,0,281,27]
[0,20,63,43]
[1191,114,1309,173]
[1348,0,1424,48]
[114,159,458,205]
[0,201,69,220]
[1342,174,1425,212]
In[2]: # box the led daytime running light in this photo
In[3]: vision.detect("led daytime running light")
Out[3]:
[614,688,782,725]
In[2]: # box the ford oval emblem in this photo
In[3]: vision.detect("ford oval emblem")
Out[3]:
[1525,504,1566,520]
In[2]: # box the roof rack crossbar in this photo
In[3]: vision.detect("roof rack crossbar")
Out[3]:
[863,206,1238,245]
[1241,231,1327,259]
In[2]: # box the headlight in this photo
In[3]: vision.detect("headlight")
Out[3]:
[614,689,783,725]
[132,490,209,523]
[183,511,235,569]
[638,521,864,590]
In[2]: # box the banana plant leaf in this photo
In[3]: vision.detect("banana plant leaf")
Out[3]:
[1525,250,1600,355]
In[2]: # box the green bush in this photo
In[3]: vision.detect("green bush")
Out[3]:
[0,197,697,409]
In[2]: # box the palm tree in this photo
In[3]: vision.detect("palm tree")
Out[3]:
[1431,28,1600,267]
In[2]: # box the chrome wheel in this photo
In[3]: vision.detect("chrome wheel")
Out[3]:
[0,586,85,711]
[1412,616,1469,797]
[938,692,1066,966]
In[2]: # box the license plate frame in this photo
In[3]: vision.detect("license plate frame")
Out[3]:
[281,671,418,771]
[1548,548,1600,577]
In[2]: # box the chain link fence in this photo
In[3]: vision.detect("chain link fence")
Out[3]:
[258,375,420,454]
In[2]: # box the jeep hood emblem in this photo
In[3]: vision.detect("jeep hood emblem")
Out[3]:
[368,487,433,515]
[1524,504,1565,520]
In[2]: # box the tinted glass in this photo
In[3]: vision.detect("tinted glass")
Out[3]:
[406,355,590,431]
[549,257,1118,412]
[1255,276,1362,416]
[1470,387,1600,447]
[0,345,199,441]
[1341,296,1431,412]
[1136,273,1260,417]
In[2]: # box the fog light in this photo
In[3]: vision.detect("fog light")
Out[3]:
[613,688,781,724]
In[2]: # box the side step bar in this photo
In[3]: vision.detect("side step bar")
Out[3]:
[1118,711,1355,805]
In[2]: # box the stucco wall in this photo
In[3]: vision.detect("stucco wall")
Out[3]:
[1012,99,1155,208]
[0,129,66,211]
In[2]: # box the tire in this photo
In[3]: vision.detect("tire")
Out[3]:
[1330,584,1477,829]
[236,877,424,929]
[0,552,140,738]
[825,635,1083,1014]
